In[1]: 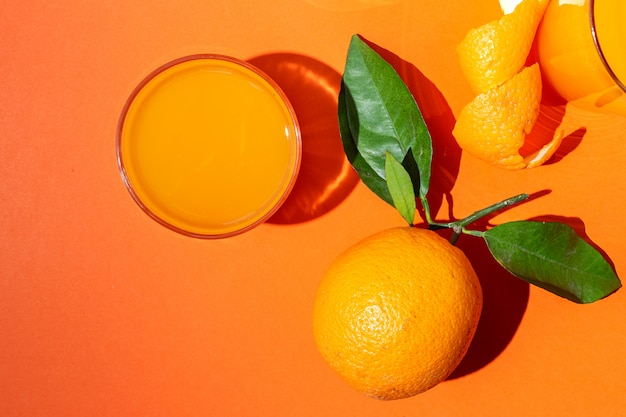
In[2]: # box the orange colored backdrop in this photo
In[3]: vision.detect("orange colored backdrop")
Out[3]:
[2,0,625,416]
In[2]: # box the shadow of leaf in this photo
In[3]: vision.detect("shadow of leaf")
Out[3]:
[247,53,360,224]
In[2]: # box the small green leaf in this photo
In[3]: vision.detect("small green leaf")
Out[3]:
[484,221,621,303]
[338,35,433,205]
[385,151,416,225]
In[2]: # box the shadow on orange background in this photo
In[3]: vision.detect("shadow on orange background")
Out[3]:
[247,53,360,224]
[449,227,530,379]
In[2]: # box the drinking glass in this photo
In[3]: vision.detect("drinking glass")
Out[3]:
[537,0,626,117]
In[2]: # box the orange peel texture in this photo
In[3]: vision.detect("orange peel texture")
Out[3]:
[457,0,547,94]
[453,0,562,170]
[312,227,482,400]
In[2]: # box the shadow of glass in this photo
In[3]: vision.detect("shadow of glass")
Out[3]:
[359,37,461,221]
[247,53,360,224]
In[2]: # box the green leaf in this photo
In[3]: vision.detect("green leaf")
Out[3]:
[385,151,416,225]
[483,221,621,303]
[338,35,433,205]
[338,82,393,205]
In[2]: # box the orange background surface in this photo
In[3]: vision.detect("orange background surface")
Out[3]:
[2,0,626,416]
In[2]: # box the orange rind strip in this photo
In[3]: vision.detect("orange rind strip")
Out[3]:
[453,0,561,170]
[457,0,547,94]
[453,64,543,170]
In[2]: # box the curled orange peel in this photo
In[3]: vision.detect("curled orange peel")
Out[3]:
[453,0,560,170]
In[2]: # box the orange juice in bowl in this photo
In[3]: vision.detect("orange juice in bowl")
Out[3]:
[117,55,301,238]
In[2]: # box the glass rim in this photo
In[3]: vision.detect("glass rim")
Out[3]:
[589,0,626,94]
[116,54,302,239]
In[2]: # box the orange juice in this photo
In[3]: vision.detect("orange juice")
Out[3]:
[537,0,626,116]
[117,55,301,238]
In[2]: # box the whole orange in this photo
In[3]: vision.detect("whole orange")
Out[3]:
[312,227,482,400]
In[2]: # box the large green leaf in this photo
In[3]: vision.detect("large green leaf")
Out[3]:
[338,35,432,209]
[338,82,393,205]
[483,221,621,303]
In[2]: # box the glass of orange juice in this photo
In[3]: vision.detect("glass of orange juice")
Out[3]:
[537,0,626,117]
[116,55,301,238]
